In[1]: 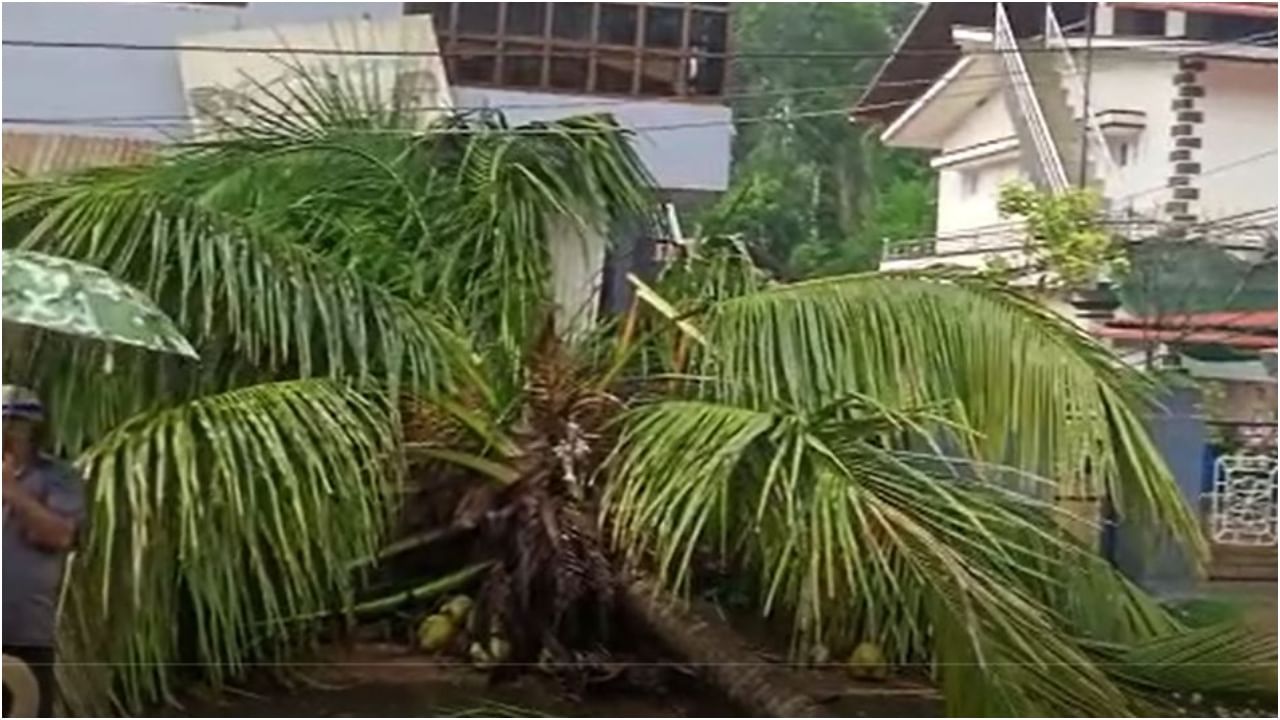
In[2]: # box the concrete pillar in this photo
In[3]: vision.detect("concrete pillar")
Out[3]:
[546,211,608,338]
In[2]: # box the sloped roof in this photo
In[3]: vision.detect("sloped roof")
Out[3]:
[850,3,1063,127]
[850,1,1272,127]
[1098,310,1278,349]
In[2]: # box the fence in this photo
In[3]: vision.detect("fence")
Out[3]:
[3,131,158,175]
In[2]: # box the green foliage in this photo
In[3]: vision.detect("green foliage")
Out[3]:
[698,3,935,278]
[3,64,657,713]
[7,55,1270,719]
[1121,239,1276,319]
[997,182,1124,286]
[59,380,399,713]
[597,270,1274,716]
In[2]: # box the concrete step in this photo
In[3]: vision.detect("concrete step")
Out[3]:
[1208,542,1277,581]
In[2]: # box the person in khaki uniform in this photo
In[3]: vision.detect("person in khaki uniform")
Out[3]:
[3,386,85,717]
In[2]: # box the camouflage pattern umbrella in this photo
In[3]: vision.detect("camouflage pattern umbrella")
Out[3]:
[2,250,198,359]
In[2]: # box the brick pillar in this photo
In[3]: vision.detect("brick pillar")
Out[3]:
[1166,56,1206,225]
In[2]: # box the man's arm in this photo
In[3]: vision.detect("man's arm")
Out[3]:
[4,464,82,552]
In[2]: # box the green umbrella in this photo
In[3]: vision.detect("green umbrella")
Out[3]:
[2,249,198,359]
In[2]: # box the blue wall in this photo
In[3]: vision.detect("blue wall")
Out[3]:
[1113,384,1209,595]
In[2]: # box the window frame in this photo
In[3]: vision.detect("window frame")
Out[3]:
[406,2,730,100]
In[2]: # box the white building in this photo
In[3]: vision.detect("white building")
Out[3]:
[4,2,735,329]
[853,2,1277,272]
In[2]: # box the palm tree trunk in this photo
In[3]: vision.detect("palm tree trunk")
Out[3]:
[619,576,832,718]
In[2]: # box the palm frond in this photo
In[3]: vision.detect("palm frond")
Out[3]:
[604,393,1240,716]
[3,169,472,450]
[695,271,1203,557]
[1101,622,1277,703]
[57,379,400,715]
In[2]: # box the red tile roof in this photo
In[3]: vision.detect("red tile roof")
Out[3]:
[1099,310,1278,349]
[1107,310,1278,331]
[1110,2,1278,19]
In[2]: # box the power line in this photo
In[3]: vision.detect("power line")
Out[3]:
[3,34,1274,61]
[5,82,1021,135]
[885,206,1280,262]
[1113,149,1280,203]
[4,26,1273,129]
[0,63,1101,128]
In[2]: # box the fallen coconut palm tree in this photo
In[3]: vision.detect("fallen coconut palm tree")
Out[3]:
[5,64,1274,717]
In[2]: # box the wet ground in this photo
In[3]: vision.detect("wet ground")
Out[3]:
[172,643,944,718]
[173,644,731,718]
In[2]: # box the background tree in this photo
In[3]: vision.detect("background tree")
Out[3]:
[697,3,936,278]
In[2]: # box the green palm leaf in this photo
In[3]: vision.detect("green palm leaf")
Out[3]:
[57,379,399,715]
[4,169,472,450]
[695,271,1203,558]
[605,394,1267,716]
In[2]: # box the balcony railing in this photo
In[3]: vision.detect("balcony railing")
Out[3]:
[882,211,1277,263]
[882,222,1028,262]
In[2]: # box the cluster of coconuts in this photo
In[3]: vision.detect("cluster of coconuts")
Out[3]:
[415,594,511,668]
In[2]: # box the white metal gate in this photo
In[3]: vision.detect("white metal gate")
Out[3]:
[1211,454,1279,546]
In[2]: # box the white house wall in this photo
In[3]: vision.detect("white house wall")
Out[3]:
[1083,54,1180,218]
[936,157,1023,234]
[2,2,732,194]
[940,89,1016,154]
[896,49,1275,241]
[1196,59,1278,220]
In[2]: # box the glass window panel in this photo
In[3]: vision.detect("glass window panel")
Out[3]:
[552,2,592,40]
[599,3,638,46]
[640,53,680,95]
[549,48,590,92]
[594,51,636,94]
[644,6,683,49]
[450,39,497,84]
[506,3,547,37]
[1113,8,1165,36]
[690,10,727,53]
[502,42,544,87]
[457,3,499,34]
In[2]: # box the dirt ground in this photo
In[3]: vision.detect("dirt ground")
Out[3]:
[169,643,942,718]
[1200,581,1279,635]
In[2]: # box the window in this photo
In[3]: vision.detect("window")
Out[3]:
[960,169,980,197]
[644,5,683,49]
[405,2,730,99]
[506,3,546,36]
[457,2,500,33]
[1186,11,1278,45]
[1113,8,1167,37]
[598,3,638,45]
[552,3,592,40]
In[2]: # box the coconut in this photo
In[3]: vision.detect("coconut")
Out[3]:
[469,641,494,668]
[441,594,474,622]
[847,641,889,681]
[488,636,512,663]
[417,613,457,653]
